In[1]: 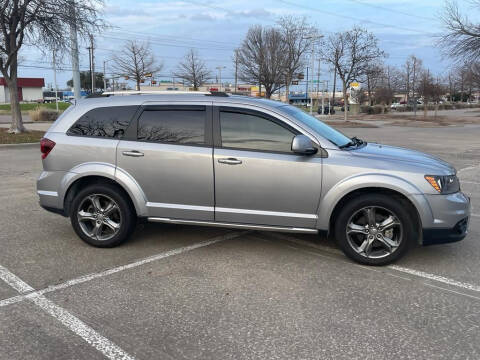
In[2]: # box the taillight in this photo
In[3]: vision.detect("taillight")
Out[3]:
[40,138,56,159]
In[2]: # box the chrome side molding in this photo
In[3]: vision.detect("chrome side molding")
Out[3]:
[148,217,318,234]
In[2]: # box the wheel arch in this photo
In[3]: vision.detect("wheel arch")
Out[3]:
[60,163,147,217]
[318,174,432,244]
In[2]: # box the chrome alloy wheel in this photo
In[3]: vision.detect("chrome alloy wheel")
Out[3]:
[77,194,122,241]
[346,206,403,259]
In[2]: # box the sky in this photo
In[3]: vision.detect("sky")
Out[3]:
[15,0,476,92]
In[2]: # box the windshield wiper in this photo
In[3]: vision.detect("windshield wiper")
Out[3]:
[339,136,365,149]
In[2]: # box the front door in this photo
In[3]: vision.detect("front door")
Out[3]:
[213,106,322,228]
[116,104,214,220]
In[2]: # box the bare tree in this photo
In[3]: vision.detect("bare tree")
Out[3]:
[404,55,423,114]
[276,16,316,102]
[112,40,163,91]
[320,27,385,120]
[361,63,383,105]
[439,0,480,63]
[174,49,211,91]
[0,0,104,133]
[237,25,287,99]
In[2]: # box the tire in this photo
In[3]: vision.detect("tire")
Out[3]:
[70,183,136,247]
[334,194,415,265]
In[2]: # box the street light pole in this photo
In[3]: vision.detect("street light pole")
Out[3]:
[103,60,107,92]
[310,45,315,115]
[52,49,58,112]
[216,66,226,92]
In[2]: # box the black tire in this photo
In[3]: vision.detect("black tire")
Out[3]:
[334,193,415,265]
[70,183,136,247]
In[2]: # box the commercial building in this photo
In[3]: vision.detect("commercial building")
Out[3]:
[0,77,44,103]
[140,82,263,96]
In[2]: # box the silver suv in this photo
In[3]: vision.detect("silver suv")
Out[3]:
[37,93,470,265]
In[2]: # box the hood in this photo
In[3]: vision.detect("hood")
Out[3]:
[350,143,455,174]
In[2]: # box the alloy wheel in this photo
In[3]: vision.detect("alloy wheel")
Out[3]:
[346,206,403,259]
[77,194,122,241]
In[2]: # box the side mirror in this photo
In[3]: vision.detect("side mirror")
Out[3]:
[291,134,318,155]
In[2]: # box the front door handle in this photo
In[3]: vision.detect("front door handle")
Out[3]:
[122,150,144,157]
[218,157,242,165]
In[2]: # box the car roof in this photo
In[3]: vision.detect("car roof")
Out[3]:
[75,93,286,111]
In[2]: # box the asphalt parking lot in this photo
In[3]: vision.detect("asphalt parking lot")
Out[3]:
[1,124,479,359]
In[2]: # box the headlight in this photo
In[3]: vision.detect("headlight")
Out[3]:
[424,175,460,194]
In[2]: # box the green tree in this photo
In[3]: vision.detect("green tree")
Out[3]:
[67,71,108,91]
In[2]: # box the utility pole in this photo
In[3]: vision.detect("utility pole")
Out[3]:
[310,45,315,115]
[89,34,95,93]
[316,58,320,95]
[216,66,226,92]
[332,66,337,115]
[305,67,309,107]
[234,50,238,93]
[69,0,81,100]
[87,45,92,93]
[103,60,107,92]
[52,49,59,112]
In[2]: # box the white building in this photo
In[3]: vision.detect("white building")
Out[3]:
[0,77,44,103]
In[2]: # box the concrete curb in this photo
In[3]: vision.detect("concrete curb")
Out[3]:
[0,142,39,149]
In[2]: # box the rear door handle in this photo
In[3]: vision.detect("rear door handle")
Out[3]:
[218,157,242,165]
[122,150,144,157]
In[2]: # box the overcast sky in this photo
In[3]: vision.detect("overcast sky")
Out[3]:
[16,0,473,91]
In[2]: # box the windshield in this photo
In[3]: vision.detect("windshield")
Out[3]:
[278,105,351,147]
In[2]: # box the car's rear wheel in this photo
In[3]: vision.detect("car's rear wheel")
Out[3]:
[334,194,415,265]
[70,183,136,247]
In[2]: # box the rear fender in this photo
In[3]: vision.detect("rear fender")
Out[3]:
[59,162,148,216]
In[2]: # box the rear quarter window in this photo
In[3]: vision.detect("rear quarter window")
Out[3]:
[67,106,138,139]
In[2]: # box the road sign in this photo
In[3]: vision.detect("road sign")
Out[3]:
[292,80,299,85]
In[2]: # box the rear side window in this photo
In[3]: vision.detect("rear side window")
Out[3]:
[137,108,205,145]
[67,106,138,138]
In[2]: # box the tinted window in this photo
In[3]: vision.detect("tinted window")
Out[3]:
[67,106,137,138]
[279,105,351,147]
[220,111,296,153]
[137,109,205,145]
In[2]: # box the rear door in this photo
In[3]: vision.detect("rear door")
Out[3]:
[116,103,214,220]
[213,105,322,228]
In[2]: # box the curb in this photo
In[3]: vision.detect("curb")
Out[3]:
[0,142,39,149]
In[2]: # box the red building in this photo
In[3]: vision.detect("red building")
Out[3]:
[0,77,45,103]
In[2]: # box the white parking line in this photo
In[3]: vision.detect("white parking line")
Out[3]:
[389,265,480,292]
[0,231,247,359]
[0,231,248,308]
[0,264,135,360]
[265,232,480,295]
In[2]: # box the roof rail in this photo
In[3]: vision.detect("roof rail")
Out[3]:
[100,90,230,97]
[101,90,210,96]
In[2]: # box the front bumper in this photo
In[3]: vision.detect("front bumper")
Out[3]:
[421,192,471,245]
[422,217,469,245]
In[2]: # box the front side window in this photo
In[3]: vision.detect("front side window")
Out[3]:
[67,106,138,138]
[137,108,205,145]
[279,105,351,147]
[220,111,296,153]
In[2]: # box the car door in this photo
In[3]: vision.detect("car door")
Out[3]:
[116,103,214,221]
[213,105,323,228]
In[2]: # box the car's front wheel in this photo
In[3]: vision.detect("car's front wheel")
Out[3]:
[70,183,136,247]
[334,194,415,265]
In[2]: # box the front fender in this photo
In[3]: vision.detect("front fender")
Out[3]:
[316,173,434,231]
[59,162,148,217]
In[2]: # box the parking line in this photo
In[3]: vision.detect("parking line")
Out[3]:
[0,231,248,308]
[388,265,480,292]
[265,232,480,295]
[0,264,135,360]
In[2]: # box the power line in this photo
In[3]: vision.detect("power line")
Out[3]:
[346,0,437,21]
[276,0,438,36]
